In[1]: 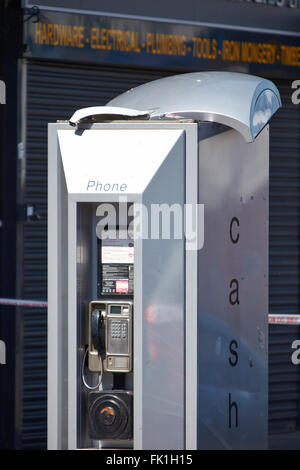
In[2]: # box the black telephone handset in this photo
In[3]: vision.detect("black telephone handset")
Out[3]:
[91,309,105,354]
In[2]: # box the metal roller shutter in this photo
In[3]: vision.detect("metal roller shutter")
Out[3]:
[269,81,300,314]
[269,324,300,448]
[269,80,300,448]
[23,60,170,449]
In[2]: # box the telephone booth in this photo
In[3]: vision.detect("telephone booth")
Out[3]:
[48,72,281,450]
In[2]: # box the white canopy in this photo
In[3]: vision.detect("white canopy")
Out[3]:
[69,72,281,143]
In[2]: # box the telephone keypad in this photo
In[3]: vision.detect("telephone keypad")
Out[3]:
[110,320,128,340]
[111,320,121,339]
[108,318,129,356]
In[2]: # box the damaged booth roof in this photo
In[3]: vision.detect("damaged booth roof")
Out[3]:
[69,72,281,143]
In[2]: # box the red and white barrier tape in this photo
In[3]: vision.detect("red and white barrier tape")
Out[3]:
[0,298,300,324]
[268,314,300,325]
[0,298,48,308]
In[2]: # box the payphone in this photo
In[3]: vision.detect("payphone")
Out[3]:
[83,227,134,443]
[85,301,133,442]
[48,72,281,450]
[88,301,133,374]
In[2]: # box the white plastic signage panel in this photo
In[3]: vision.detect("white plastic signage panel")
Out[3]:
[58,129,183,195]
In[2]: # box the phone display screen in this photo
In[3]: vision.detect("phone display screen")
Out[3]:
[110,305,122,314]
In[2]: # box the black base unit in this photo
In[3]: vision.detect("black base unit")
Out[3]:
[88,390,133,441]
